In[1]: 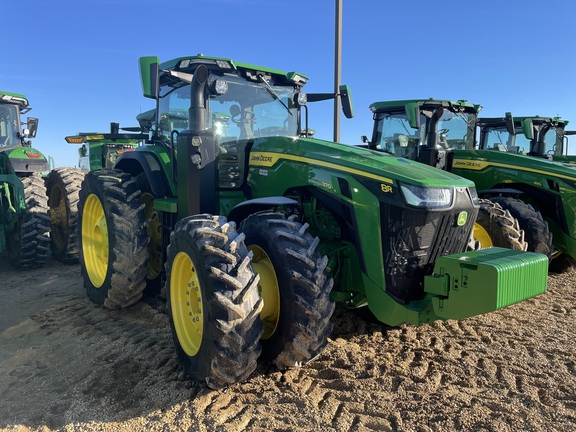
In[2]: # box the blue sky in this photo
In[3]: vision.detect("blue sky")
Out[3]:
[4,0,576,168]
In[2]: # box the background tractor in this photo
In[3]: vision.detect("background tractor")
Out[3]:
[76,56,548,389]
[0,91,50,267]
[477,114,576,164]
[365,99,576,271]
[46,127,142,263]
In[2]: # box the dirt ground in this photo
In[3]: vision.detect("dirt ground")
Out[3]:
[1,258,576,432]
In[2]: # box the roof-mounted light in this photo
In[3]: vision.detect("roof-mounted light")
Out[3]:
[214,79,228,95]
[287,71,308,85]
[0,94,28,107]
[216,60,232,69]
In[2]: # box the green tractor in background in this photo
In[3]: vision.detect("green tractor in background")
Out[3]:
[365,98,576,271]
[65,123,141,171]
[0,91,50,267]
[76,56,547,389]
[477,114,576,163]
[48,126,142,263]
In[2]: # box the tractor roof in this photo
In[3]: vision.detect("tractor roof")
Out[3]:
[159,54,308,87]
[478,115,569,127]
[0,91,29,108]
[369,98,481,113]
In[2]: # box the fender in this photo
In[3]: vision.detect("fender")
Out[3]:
[228,197,300,224]
[115,151,173,198]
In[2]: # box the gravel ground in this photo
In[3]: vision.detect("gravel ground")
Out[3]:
[1,257,575,432]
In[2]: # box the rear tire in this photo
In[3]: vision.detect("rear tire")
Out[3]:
[240,212,335,370]
[473,198,527,251]
[46,167,85,263]
[491,196,553,258]
[165,215,263,389]
[7,173,50,268]
[78,169,149,308]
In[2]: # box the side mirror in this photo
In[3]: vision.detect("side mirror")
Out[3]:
[139,56,160,99]
[405,102,421,129]
[521,118,534,140]
[339,85,354,119]
[505,112,516,136]
[26,117,38,138]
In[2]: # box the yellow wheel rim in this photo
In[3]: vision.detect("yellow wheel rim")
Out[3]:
[171,252,203,356]
[249,245,280,340]
[473,222,493,249]
[82,194,109,287]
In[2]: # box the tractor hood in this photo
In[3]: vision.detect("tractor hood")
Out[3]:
[6,146,48,173]
[251,136,476,189]
[453,149,576,185]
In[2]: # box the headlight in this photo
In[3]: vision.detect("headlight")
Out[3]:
[400,184,453,208]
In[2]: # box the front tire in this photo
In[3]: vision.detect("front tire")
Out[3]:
[77,169,149,308]
[473,198,527,251]
[46,167,85,263]
[240,212,335,370]
[166,215,263,389]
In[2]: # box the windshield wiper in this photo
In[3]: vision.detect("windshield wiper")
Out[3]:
[258,74,292,116]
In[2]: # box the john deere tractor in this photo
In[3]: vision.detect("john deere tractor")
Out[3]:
[46,126,142,264]
[477,114,576,163]
[365,98,576,271]
[0,91,50,267]
[65,124,141,170]
[76,57,548,389]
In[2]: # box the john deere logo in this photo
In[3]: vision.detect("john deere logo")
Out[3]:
[456,211,468,226]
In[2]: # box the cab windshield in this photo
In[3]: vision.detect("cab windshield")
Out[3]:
[482,126,529,153]
[431,109,476,150]
[157,74,299,143]
[0,104,20,150]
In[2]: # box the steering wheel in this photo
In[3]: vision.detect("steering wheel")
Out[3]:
[438,128,449,135]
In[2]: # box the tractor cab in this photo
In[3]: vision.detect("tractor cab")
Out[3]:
[366,99,479,170]
[0,91,38,152]
[138,55,352,219]
[478,115,569,160]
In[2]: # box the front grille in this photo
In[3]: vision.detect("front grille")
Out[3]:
[381,188,477,303]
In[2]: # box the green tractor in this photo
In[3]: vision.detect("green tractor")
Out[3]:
[477,114,576,163]
[0,91,50,267]
[46,125,142,264]
[365,98,576,271]
[76,56,548,389]
[65,123,141,170]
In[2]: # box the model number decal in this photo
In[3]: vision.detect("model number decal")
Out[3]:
[310,178,333,190]
[380,183,393,193]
